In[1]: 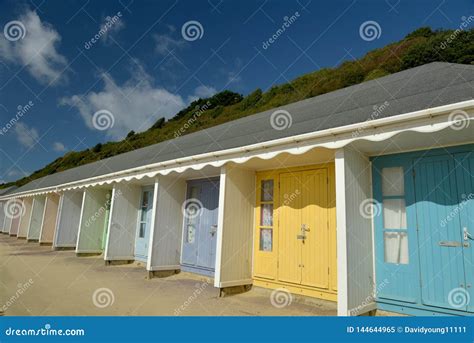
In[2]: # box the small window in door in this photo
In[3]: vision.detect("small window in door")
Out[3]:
[384,232,409,264]
[260,204,273,226]
[259,228,272,251]
[142,191,149,207]
[261,180,274,202]
[189,186,200,199]
[187,225,196,243]
[381,166,409,264]
[258,179,274,252]
[139,223,146,238]
[381,167,407,230]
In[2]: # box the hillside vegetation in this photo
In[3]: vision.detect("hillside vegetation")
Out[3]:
[3,27,474,189]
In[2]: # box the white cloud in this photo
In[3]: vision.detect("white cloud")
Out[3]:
[187,85,217,103]
[14,122,39,148]
[52,142,66,152]
[0,10,68,84]
[7,169,26,177]
[60,63,187,139]
[153,26,186,56]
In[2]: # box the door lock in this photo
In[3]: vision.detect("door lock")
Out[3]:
[297,224,309,241]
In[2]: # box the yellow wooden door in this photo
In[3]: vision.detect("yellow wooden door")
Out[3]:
[301,169,329,289]
[277,172,302,285]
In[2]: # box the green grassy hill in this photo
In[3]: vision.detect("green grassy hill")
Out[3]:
[3,27,474,189]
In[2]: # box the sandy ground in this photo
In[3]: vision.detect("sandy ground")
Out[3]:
[0,234,337,316]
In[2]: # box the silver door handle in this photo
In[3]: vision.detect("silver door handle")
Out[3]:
[210,225,217,236]
[439,241,470,248]
[464,227,474,241]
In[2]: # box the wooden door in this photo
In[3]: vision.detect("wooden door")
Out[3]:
[277,172,303,285]
[301,169,329,289]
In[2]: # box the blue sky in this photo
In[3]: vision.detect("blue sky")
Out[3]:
[0,0,473,183]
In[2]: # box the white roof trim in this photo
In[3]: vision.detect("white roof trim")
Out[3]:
[3,100,474,199]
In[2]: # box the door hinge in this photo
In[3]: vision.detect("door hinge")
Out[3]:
[277,260,279,268]
[328,267,330,275]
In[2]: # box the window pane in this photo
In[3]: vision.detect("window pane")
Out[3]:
[383,198,407,229]
[140,208,147,222]
[384,232,409,264]
[261,180,274,202]
[260,204,273,226]
[142,191,149,207]
[382,167,405,196]
[260,228,272,251]
[190,186,199,199]
[187,225,195,243]
[139,223,146,238]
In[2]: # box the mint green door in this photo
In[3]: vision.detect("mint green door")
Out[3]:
[101,191,112,251]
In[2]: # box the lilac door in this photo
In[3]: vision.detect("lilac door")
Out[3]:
[181,178,219,275]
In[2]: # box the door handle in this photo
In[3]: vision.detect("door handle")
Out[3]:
[210,225,217,236]
[464,227,474,241]
[439,241,470,248]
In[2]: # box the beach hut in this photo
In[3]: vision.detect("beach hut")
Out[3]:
[1,62,473,316]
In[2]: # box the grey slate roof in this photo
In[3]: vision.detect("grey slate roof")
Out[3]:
[6,62,474,195]
[0,186,17,197]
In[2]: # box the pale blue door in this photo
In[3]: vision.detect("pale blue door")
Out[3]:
[455,152,474,312]
[373,146,474,315]
[414,155,467,310]
[134,187,154,262]
[181,178,219,275]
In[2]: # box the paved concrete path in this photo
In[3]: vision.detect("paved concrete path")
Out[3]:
[0,234,337,316]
